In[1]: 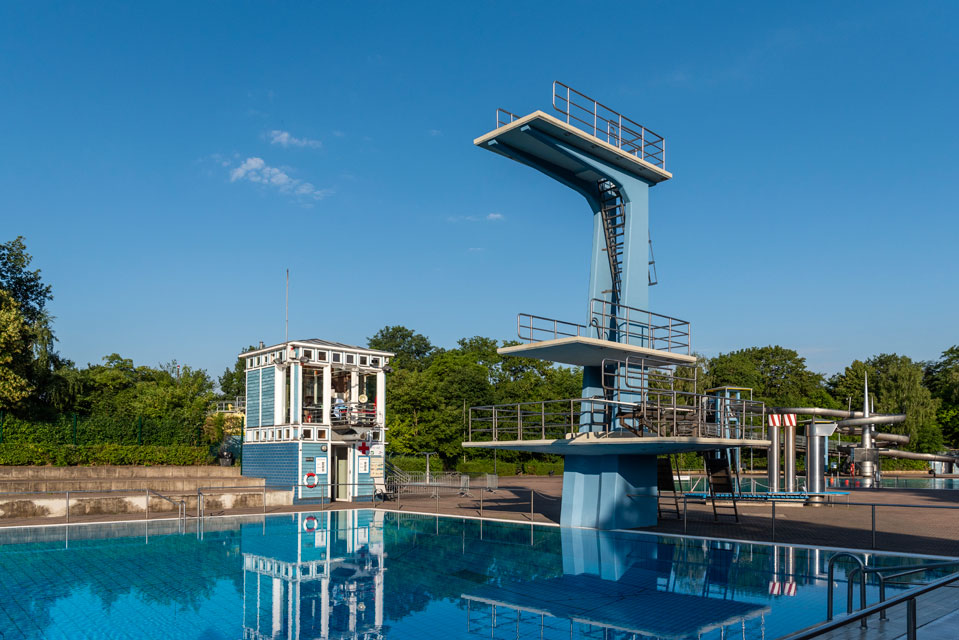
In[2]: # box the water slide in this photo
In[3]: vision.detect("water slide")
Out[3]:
[774,406,959,464]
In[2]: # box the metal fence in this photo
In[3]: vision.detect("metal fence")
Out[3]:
[676,496,959,557]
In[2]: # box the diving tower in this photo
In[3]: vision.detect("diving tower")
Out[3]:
[464,83,770,530]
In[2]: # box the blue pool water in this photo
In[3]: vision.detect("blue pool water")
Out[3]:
[0,510,946,639]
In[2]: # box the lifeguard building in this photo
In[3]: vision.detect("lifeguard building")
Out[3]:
[240,339,393,503]
[464,83,770,530]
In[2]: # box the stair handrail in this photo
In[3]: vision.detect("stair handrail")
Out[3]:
[826,552,867,624]
[147,488,186,523]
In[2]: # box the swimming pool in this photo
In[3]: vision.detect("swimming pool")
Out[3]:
[0,510,946,639]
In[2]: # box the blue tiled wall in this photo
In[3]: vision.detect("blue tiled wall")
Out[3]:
[242,442,299,488]
[246,370,261,428]
[261,368,275,426]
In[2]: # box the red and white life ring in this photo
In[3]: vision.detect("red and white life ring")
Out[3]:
[303,516,318,532]
[304,472,317,488]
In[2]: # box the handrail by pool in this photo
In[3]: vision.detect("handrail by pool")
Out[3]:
[780,570,959,640]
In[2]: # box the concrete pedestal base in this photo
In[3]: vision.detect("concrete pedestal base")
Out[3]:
[560,454,658,529]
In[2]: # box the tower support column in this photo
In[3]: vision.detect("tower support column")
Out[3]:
[784,424,797,491]
[560,454,658,529]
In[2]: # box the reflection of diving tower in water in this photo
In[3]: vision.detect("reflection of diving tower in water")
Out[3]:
[242,510,385,639]
[465,83,769,530]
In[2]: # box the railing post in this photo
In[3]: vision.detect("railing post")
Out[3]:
[530,490,534,522]
[906,597,917,640]
[517,405,522,441]
[65,491,70,523]
[683,495,688,533]
[263,486,267,514]
[771,501,776,542]
[480,490,483,517]
[145,489,149,521]
[541,402,546,439]
[871,505,877,549]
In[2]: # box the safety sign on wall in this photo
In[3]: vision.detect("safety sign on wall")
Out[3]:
[316,458,328,474]
[358,456,370,474]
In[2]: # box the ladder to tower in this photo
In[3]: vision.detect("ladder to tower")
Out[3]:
[598,180,658,296]
[598,180,625,299]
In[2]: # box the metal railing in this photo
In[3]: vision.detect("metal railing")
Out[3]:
[213,396,246,413]
[589,298,691,354]
[331,402,377,426]
[780,570,959,640]
[517,313,589,343]
[0,487,190,525]
[496,108,520,128]
[147,489,186,528]
[516,299,691,355]
[552,81,666,169]
[196,482,381,519]
[468,394,766,442]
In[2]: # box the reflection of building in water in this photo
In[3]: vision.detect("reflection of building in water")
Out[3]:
[242,510,385,640]
[463,527,772,639]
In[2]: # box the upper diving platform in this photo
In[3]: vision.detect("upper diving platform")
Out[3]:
[501,298,695,368]
[474,82,672,186]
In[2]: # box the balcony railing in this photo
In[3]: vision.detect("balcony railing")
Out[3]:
[468,393,766,443]
[516,299,691,355]
[301,402,378,427]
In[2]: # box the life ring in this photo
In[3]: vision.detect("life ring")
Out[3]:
[303,516,318,532]
[304,472,317,488]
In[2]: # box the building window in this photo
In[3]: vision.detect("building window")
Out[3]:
[303,428,312,440]
[370,357,380,367]
[247,358,253,368]
[346,354,355,365]
[316,351,327,362]
[359,355,368,366]
[304,349,313,360]
[332,353,342,363]
[285,428,290,439]
[317,429,327,440]
[371,431,380,441]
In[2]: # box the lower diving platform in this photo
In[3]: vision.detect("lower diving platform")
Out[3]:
[464,395,769,530]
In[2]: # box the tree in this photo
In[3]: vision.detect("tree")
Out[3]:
[0,290,33,410]
[925,346,959,447]
[368,325,438,371]
[831,354,944,452]
[707,346,834,407]
[219,346,255,399]
[0,236,52,325]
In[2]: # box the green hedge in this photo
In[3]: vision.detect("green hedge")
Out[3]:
[454,459,564,476]
[0,444,214,466]
[0,414,206,446]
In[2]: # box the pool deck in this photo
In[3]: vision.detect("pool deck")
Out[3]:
[5,475,956,558]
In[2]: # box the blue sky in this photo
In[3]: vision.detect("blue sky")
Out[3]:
[1,1,957,380]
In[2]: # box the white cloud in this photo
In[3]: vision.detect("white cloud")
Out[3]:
[429,129,442,137]
[269,130,322,148]
[229,157,332,200]
[467,247,485,253]
[447,212,506,223]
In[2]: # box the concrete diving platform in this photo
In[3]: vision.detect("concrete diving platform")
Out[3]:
[463,433,770,456]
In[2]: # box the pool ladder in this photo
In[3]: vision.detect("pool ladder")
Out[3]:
[826,553,959,628]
